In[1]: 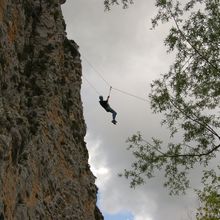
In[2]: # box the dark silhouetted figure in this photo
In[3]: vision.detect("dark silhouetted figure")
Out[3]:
[99,95,117,124]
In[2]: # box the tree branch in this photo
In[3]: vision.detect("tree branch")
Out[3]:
[163,143,220,158]
[169,98,220,140]
[166,3,219,72]
[141,136,220,159]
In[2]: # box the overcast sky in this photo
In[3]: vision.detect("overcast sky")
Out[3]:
[61,1,199,220]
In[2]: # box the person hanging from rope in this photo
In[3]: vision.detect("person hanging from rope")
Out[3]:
[99,87,117,125]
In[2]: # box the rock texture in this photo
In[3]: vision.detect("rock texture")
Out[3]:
[0,0,103,219]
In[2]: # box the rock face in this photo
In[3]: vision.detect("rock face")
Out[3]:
[0,0,103,219]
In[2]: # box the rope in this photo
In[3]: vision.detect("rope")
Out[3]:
[82,55,150,103]
[82,53,196,104]
[108,86,112,97]
[83,76,101,95]
[112,87,149,103]
[84,76,148,102]
[82,55,111,87]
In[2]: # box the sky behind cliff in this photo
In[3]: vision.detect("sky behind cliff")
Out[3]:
[61,1,199,220]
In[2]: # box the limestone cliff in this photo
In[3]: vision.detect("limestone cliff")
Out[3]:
[0,0,103,219]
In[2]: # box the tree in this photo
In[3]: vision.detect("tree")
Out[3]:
[104,0,133,10]
[196,167,220,220]
[105,0,220,195]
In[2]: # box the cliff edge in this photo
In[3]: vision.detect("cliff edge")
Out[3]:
[0,0,103,219]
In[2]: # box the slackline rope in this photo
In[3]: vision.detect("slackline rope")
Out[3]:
[83,76,101,96]
[83,55,149,103]
[83,51,195,104]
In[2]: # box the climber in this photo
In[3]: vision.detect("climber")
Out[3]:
[99,95,117,124]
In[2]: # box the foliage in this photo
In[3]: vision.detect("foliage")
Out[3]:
[113,0,220,195]
[196,167,220,220]
[104,0,133,10]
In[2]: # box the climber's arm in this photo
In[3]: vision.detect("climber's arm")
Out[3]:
[107,96,110,102]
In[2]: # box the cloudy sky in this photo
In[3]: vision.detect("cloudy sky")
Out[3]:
[61,1,199,220]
